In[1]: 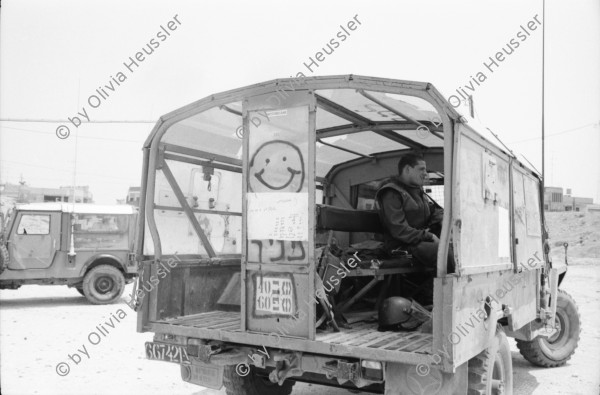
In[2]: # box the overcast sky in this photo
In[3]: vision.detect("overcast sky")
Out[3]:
[1,0,599,204]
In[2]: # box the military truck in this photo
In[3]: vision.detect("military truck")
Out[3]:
[0,203,137,304]
[135,75,580,394]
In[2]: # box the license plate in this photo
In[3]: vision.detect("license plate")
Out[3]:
[145,342,190,364]
[255,275,295,316]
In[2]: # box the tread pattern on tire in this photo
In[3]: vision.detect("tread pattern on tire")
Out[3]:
[82,264,125,305]
[0,244,9,275]
[515,289,580,368]
[223,366,294,395]
[467,326,512,395]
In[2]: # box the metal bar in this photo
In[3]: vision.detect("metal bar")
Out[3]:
[240,98,249,332]
[136,147,151,331]
[317,138,371,158]
[168,311,228,324]
[372,130,427,151]
[154,205,242,217]
[160,159,217,257]
[317,122,424,138]
[315,94,373,125]
[380,332,423,350]
[163,152,242,174]
[344,329,388,346]
[412,339,434,353]
[339,278,381,312]
[345,267,430,277]
[509,158,517,270]
[308,92,318,340]
[358,89,424,128]
[359,331,407,348]
[324,328,373,344]
[219,104,242,117]
[394,335,432,352]
[160,143,242,167]
[146,124,166,324]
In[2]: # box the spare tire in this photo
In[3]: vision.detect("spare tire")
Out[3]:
[0,244,9,275]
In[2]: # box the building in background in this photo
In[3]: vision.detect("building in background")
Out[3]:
[126,186,141,206]
[586,204,600,214]
[0,182,93,204]
[544,186,564,211]
[543,186,594,212]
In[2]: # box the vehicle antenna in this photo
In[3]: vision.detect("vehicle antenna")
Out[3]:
[68,80,81,260]
[541,0,546,188]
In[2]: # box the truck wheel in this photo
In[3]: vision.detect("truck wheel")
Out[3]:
[468,327,513,395]
[223,365,295,395]
[0,244,9,275]
[516,289,580,367]
[82,265,125,304]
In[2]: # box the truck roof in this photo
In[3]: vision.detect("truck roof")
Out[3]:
[144,74,539,179]
[16,203,137,215]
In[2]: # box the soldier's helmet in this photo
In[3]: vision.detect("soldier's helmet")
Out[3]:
[378,296,413,326]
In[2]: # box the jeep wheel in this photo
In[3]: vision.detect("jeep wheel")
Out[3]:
[468,327,513,395]
[82,265,125,304]
[0,244,9,275]
[516,289,580,367]
[223,365,295,395]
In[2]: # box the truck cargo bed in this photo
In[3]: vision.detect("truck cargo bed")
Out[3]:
[151,311,434,365]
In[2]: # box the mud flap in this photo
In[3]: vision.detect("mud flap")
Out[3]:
[548,268,559,324]
[384,362,467,395]
[181,360,224,390]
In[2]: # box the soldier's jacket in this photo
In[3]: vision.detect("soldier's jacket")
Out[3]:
[374,178,443,250]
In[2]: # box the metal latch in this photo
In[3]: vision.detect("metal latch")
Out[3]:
[323,360,359,381]
[196,344,222,362]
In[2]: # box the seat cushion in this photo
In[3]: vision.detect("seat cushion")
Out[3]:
[317,205,383,233]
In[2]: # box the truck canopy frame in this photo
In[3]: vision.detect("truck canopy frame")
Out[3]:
[136,75,546,372]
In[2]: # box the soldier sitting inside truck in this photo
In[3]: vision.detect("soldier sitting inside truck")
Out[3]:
[375,154,453,273]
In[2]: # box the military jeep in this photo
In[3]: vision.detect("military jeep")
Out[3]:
[0,203,137,304]
[135,75,580,394]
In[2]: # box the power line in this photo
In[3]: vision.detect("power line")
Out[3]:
[1,125,144,143]
[0,118,155,124]
[508,122,599,144]
[0,159,137,182]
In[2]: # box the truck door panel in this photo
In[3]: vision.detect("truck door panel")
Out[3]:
[512,168,544,271]
[8,212,60,270]
[243,91,316,339]
[455,131,511,274]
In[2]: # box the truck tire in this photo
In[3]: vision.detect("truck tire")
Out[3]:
[82,265,125,304]
[222,365,295,395]
[468,327,513,395]
[0,244,9,275]
[516,289,580,367]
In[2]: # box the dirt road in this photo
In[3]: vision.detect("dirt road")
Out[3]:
[1,260,598,395]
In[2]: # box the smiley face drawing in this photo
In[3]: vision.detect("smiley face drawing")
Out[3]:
[249,140,305,193]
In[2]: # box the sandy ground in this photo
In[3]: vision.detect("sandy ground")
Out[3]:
[0,260,598,395]
[1,211,599,394]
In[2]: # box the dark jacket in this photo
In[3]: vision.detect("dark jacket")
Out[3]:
[375,179,442,250]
